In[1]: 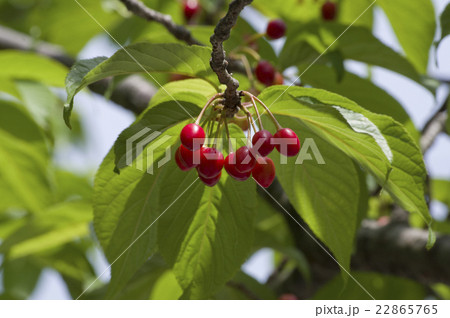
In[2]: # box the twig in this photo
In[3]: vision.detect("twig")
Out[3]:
[210,0,253,115]
[420,96,449,153]
[119,0,202,46]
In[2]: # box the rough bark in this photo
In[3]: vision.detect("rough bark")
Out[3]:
[210,0,253,115]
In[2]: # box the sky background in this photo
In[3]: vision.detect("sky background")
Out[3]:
[29,0,450,299]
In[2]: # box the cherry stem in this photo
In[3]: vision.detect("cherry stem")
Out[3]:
[230,35,263,58]
[240,104,258,133]
[250,96,263,129]
[213,115,224,147]
[206,113,216,146]
[245,113,252,145]
[241,91,282,130]
[200,106,220,127]
[234,54,255,88]
[239,46,260,61]
[195,93,223,125]
[223,111,233,153]
[244,33,264,48]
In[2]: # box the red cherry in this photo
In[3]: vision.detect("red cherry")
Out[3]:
[266,19,286,40]
[235,146,256,173]
[183,0,200,21]
[178,144,200,168]
[199,171,221,187]
[252,157,276,188]
[252,130,274,157]
[175,147,191,171]
[224,153,252,181]
[197,147,224,178]
[180,123,205,151]
[322,1,337,21]
[255,61,275,86]
[273,128,301,157]
[278,293,298,300]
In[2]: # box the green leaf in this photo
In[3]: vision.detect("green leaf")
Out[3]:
[438,3,450,48]
[377,0,436,73]
[53,170,93,202]
[215,271,277,300]
[153,124,257,299]
[260,86,432,237]
[259,87,393,183]
[116,256,169,300]
[252,0,318,22]
[301,64,419,140]
[27,0,119,55]
[254,197,295,250]
[149,270,183,300]
[112,79,217,171]
[34,243,96,299]
[0,201,92,259]
[0,50,68,87]
[2,257,41,299]
[431,179,450,208]
[280,24,422,85]
[0,99,52,213]
[15,80,60,131]
[339,0,374,28]
[94,80,215,298]
[64,43,216,127]
[261,113,362,276]
[115,255,183,300]
[63,56,107,128]
[314,271,426,300]
[0,78,20,98]
[157,166,257,299]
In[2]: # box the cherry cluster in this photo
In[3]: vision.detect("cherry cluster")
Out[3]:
[175,92,301,188]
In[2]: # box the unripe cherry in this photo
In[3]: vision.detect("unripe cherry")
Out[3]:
[252,157,276,188]
[197,147,224,178]
[199,171,221,187]
[266,19,286,40]
[273,128,301,157]
[252,130,274,157]
[224,153,252,181]
[180,123,205,151]
[235,146,256,173]
[322,1,337,21]
[255,60,275,86]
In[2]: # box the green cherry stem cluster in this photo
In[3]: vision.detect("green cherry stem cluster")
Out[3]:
[176,92,301,188]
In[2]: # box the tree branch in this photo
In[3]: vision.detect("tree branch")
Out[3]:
[420,96,449,153]
[260,181,450,298]
[119,0,202,46]
[0,26,154,114]
[0,25,75,67]
[210,0,252,114]
[354,220,450,286]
